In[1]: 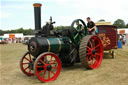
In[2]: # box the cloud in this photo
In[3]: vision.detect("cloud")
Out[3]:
[0,1,30,19]
[1,0,50,2]
[54,0,128,23]
[0,12,11,19]
[1,0,128,30]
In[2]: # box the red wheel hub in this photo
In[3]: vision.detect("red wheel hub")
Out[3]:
[34,52,62,82]
[86,36,103,69]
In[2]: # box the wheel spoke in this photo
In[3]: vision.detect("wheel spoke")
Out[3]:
[92,39,96,48]
[22,62,29,64]
[93,59,97,66]
[29,53,32,61]
[52,67,57,69]
[50,71,55,75]
[38,70,45,74]
[92,38,96,44]
[89,40,93,48]
[24,66,29,70]
[94,44,100,49]
[87,55,91,61]
[50,56,53,62]
[40,59,46,65]
[87,46,92,51]
[74,27,79,32]
[81,33,85,37]
[91,58,94,65]
[95,53,100,56]
[45,56,48,63]
[74,33,79,39]
[86,52,91,55]
[86,49,90,52]
[50,60,56,64]
[42,70,46,78]
[37,66,44,68]
[89,56,92,61]
[29,69,31,73]
[24,57,31,62]
[48,71,50,79]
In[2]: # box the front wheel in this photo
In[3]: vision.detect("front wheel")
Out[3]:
[34,52,62,82]
[20,52,34,76]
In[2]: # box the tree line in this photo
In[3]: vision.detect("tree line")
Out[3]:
[113,19,128,28]
[98,19,128,28]
[0,28,33,36]
[0,26,70,36]
[0,19,128,36]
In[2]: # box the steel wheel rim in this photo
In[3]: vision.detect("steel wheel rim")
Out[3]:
[20,52,34,76]
[35,53,61,82]
[86,36,103,69]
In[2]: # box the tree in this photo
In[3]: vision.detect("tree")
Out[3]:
[98,19,105,22]
[126,23,128,28]
[113,19,125,28]
[0,28,34,35]
[54,26,70,30]
[23,29,33,35]
[0,30,4,35]
[17,28,24,33]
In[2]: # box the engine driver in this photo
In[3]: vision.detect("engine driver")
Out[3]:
[87,17,96,35]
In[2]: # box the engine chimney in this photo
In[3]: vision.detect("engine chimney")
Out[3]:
[33,3,42,35]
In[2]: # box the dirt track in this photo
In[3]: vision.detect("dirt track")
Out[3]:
[0,44,128,85]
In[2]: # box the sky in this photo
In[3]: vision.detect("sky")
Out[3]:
[0,0,128,30]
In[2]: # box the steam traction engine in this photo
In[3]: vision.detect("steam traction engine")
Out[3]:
[20,3,103,82]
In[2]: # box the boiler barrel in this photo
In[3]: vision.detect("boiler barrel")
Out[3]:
[28,37,71,56]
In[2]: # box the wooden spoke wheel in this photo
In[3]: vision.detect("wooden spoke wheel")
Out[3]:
[34,52,62,82]
[69,19,88,45]
[20,52,34,76]
[79,35,103,69]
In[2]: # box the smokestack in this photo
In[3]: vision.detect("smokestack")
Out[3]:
[33,3,42,34]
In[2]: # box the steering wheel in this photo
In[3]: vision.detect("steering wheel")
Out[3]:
[69,19,88,46]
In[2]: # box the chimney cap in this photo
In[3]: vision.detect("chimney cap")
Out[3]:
[33,3,42,7]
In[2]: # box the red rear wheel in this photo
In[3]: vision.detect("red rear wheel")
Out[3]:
[20,52,34,76]
[34,52,61,82]
[79,35,103,69]
[86,36,103,69]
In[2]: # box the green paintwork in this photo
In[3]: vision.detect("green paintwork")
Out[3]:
[48,38,59,53]
[47,37,71,53]
[58,37,71,52]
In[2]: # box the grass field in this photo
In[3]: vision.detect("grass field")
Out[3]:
[0,44,128,85]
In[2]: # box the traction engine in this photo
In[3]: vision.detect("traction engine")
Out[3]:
[20,3,103,82]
